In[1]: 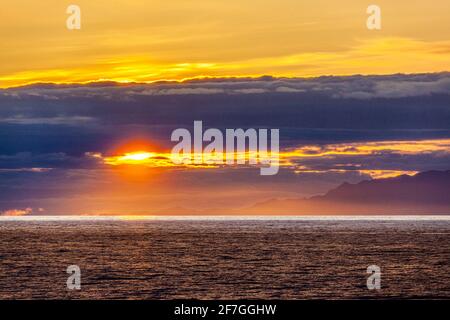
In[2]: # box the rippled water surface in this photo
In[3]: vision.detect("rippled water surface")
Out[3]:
[0,218,449,299]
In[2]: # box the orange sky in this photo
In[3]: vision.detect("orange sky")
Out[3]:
[1,0,450,87]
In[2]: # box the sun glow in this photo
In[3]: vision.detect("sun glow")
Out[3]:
[119,152,154,161]
[104,151,158,165]
[92,138,450,173]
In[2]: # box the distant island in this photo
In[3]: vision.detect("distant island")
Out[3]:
[242,170,450,215]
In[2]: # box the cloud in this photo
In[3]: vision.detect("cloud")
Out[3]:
[0,74,449,171]
[0,74,449,214]
[4,72,450,100]
[0,116,95,125]
[275,86,305,93]
[340,76,450,99]
[1,207,33,216]
[288,145,450,175]
[2,30,450,88]
[139,87,225,95]
[232,88,267,94]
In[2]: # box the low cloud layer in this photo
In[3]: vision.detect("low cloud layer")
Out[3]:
[0,207,33,216]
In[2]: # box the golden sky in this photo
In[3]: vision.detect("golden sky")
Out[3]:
[1,0,450,87]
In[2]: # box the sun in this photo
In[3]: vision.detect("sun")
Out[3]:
[98,149,178,169]
[119,152,154,162]
[104,151,156,165]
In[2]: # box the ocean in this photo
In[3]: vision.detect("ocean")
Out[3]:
[0,216,449,299]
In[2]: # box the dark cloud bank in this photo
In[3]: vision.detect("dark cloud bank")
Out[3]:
[0,73,449,214]
[1,72,450,157]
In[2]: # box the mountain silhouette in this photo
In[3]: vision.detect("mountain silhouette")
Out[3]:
[243,170,450,214]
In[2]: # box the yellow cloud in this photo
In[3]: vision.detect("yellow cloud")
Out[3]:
[289,139,450,178]
[89,139,450,178]
[2,37,450,88]
[1,208,33,216]
[293,168,418,179]
[285,139,450,158]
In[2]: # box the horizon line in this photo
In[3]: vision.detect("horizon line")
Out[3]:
[1,215,450,221]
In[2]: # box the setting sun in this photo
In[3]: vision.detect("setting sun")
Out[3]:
[104,151,156,165]
[119,152,154,162]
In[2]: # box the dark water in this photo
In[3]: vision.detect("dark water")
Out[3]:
[0,219,449,299]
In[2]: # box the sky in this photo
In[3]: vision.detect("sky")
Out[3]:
[0,1,449,215]
[1,0,450,87]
